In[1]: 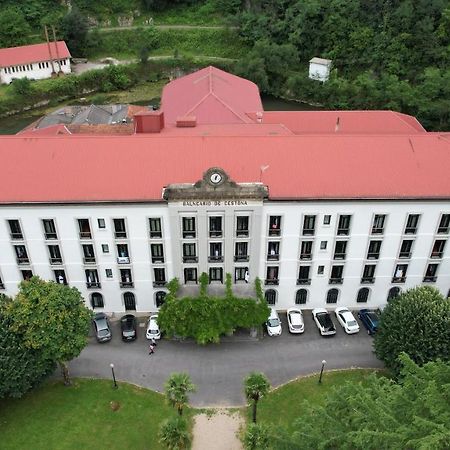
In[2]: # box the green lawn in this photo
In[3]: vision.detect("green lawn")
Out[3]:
[0,379,188,450]
[254,369,388,433]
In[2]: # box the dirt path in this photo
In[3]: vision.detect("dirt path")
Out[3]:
[192,411,244,450]
[96,24,236,32]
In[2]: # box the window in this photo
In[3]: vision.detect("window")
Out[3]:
[113,218,127,239]
[234,242,249,262]
[302,215,316,236]
[91,293,104,308]
[317,265,325,275]
[333,241,347,260]
[149,218,162,238]
[209,267,223,283]
[54,270,67,285]
[209,242,223,262]
[151,243,164,263]
[42,219,57,239]
[323,215,331,225]
[357,287,369,303]
[124,292,136,311]
[300,241,313,260]
[85,269,100,288]
[337,215,351,235]
[153,268,166,286]
[405,214,420,234]
[209,216,223,238]
[236,216,249,237]
[14,245,29,264]
[105,269,113,278]
[361,265,376,284]
[437,214,450,234]
[82,244,96,264]
[269,216,281,236]
[183,243,197,263]
[8,220,23,239]
[387,287,401,302]
[326,288,339,304]
[117,244,130,263]
[184,268,198,283]
[423,264,438,282]
[320,241,327,250]
[399,240,413,259]
[156,291,166,307]
[235,266,248,282]
[392,264,408,283]
[98,218,106,229]
[48,245,62,264]
[267,241,280,260]
[120,269,133,288]
[265,289,276,305]
[265,266,279,285]
[297,266,311,285]
[21,270,33,280]
[372,214,386,234]
[295,289,308,304]
[329,265,344,284]
[0,275,4,289]
[182,217,196,238]
[367,240,382,259]
[78,219,92,239]
[431,240,446,258]
[102,244,109,253]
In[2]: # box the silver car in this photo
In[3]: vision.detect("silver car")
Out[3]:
[93,312,112,343]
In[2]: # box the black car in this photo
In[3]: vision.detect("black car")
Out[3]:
[120,314,137,341]
[312,308,337,336]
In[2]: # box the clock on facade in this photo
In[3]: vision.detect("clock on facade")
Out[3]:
[210,172,223,185]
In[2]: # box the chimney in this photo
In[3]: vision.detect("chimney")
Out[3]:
[134,111,164,133]
[335,116,340,132]
[256,111,263,123]
[176,116,197,128]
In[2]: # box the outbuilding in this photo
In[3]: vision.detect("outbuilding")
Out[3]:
[309,57,332,82]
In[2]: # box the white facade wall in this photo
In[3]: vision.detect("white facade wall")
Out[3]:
[0,59,71,84]
[0,200,449,313]
[309,62,331,82]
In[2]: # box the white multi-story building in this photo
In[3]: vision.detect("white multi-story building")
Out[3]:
[0,41,71,85]
[0,66,449,313]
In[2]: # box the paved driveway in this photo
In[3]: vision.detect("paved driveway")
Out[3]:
[69,312,383,407]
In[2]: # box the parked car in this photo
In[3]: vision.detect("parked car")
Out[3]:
[335,307,360,334]
[266,308,282,336]
[93,312,112,343]
[312,308,336,336]
[146,314,161,340]
[120,314,137,341]
[286,308,305,334]
[358,309,379,335]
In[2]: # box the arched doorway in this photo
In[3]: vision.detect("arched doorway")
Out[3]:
[155,291,166,308]
[124,292,136,311]
[387,287,401,302]
[265,289,277,305]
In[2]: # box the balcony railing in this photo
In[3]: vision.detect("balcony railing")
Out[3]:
[234,255,249,262]
[296,278,311,285]
[399,251,411,259]
[182,231,196,238]
[120,281,134,288]
[431,251,443,259]
[300,253,312,260]
[183,256,198,263]
[10,232,23,240]
[361,277,375,284]
[150,231,162,238]
[302,228,315,236]
[337,228,350,235]
[268,228,281,237]
[267,253,279,261]
[50,257,63,265]
[423,276,437,282]
[17,257,30,265]
[371,227,384,234]
[114,231,127,239]
[392,276,406,283]
[367,252,380,260]
[83,257,96,265]
[86,282,101,288]
[209,230,223,238]
[117,256,130,264]
[208,255,224,262]
[333,253,346,260]
[437,226,449,234]
[404,227,417,234]
[329,277,343,284]
[79,231,92,239]
[153,280,167,288]
[236,230,249,237]
[265,278,279,285]
[44,232,58,240]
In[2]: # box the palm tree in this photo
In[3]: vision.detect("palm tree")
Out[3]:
[164,372,196,416]
[159,416,191,450]
[244,372,270,423]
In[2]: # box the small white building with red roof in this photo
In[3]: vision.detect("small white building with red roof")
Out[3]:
[0,41,71,85]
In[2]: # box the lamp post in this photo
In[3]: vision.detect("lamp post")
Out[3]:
[110,363,118,389]
[318,360,327,384]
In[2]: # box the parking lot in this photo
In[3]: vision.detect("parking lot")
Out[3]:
[70,310,384,407]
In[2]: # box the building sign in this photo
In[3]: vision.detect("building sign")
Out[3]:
[182,199,249,207]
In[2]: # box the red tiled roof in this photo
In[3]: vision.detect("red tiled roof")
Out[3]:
[246,111,426,134]
[0,134,449,204]
[17,124,71,136]
[0,41,71,68]
[161,66,263,124]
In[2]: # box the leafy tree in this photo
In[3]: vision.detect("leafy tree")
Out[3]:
[164,372,196,416]
[140,46,150,64]
[11,77,34,97]
[243,422,270,450]
[159,416,191,450]
[0,7,32,47]
[374,286,450,375]
[244,372,270,423]
[61,6,89,57]
[284,354,450,449]
[0,295,55,399]
[6,277,92,386]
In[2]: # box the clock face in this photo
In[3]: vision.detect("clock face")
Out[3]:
[210,172,223,185]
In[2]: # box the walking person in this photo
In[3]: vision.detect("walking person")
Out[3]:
[149,343,155,355]
[151,336,157,347]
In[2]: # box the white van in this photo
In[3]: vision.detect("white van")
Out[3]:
[266,308,282,336]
